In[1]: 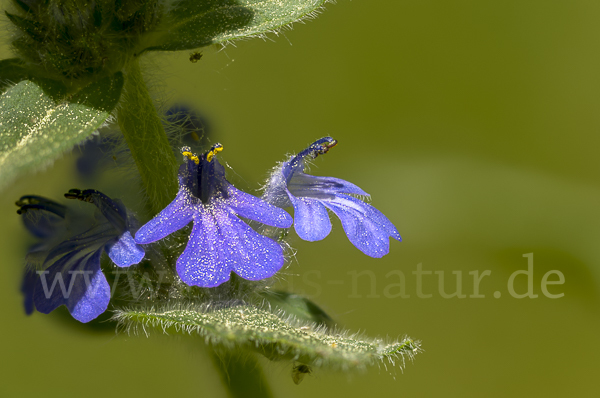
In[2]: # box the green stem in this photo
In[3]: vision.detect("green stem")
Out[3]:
[209,348,275,398]
[117,58,178,216]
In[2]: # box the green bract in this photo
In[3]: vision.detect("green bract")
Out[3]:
[140,0,329,52]
[114,304,421,370]
[0,75,123,191]
[3,0,328,85]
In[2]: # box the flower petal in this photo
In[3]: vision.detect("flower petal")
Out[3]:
[25,242,53,269]
[43,224,112,266]
[288,173,369,198]
[288,194,332,241]
[135,191,194,244]
[33,251,77,315]
[17,196,66,238]
[226,185,292,228]
[81,190,129,233]
[335,195,401,240]
[176,210,232,288]
[223,210,286,282]
[282,136,337,179]
[33,249,110,322]
[68,251,110,323]
[176,206,285,287]
[323,195,401,258]
[21,268,37,315]
[21,208,66,239]
[107,231,145,267]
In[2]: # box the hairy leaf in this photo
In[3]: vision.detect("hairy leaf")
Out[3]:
[114,304,421,371]
[141,0,328,52]
[0,73,123,191]
[259,290,335,328]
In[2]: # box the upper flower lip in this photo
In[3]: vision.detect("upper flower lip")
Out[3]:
[65,189,130,233]
[16,196,67,239]
[64,189,146,268]
[179,146,229,204]
[283,136,337,182]
[287,173,370,199]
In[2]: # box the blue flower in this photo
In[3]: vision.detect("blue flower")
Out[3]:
[18,190,145,323]
[135,144,293,288]
[264,137,401,258]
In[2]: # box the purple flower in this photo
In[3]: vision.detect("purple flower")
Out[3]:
[17,190,145,323]
[135,144,293,288]
[264,137,401,258]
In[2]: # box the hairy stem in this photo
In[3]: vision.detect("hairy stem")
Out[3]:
[209,349,274,398]
[117,58,178,216]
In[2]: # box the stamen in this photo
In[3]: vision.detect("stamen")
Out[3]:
[15,196,41,207]
[64,189,97,203]
[64,188,82,200]
[182,150,200,164]
[15,195,66,217]
[322,139,338,153]
[312,138,338,158]
[206,143,223,162]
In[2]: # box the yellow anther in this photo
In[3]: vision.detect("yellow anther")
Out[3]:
[206,143,223,162]
[182,151,200,164]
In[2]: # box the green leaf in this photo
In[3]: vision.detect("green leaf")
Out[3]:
[0,73,123,191]
[141,0,328,52]
[113,304,421,371]
[259,290,335,328]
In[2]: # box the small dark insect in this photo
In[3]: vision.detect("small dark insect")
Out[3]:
[189,51,203,63]
[291,363,312,385]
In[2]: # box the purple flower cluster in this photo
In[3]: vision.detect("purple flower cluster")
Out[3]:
[136,138,401,286]
[19,136,400,322]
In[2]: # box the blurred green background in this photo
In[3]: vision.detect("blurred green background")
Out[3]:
[2,0,600,396]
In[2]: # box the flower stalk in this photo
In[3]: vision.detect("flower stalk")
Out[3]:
[117,58,179,216]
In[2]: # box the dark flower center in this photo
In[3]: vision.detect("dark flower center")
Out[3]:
[181,144,229,204]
